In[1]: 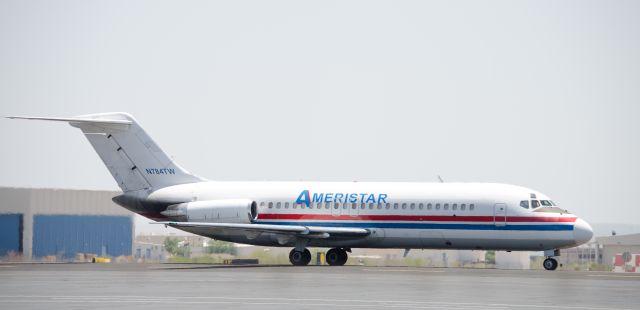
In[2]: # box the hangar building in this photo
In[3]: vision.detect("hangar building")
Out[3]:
[596,233,640,266]
[0,187,133,260]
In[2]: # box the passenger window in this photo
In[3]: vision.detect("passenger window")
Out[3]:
[452,204,457,210]
[285,202,290,208]
[268,202,273,208]
[402,203,407,209]
[317,203,322,209]
[325,203,330,209]
[419,203,424,210]
[427,203,432,210]
[276,202,281,209]
[444,203,449,210]
[386,203,391,209]
[410,203,416,210]
[360,203,365,209]
[461,204,466,210]
[531,200,540,208]
[377,203,382,209]
[260,202,266,207]
[334,203,339,209]
[394,203,399,209]
[436,203,441,210]
[520,200,529,209]
[470,204,475,210]
[369,203,374,209]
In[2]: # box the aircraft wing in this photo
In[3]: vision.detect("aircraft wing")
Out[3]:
[154,221,370,238]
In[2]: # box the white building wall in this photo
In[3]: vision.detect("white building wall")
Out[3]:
[495,251,531,269]
[27,188,128,215]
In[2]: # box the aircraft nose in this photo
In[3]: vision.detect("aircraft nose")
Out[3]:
[573,218,594,245]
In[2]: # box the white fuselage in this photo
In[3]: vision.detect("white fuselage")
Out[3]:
[140,181,592,251]
[11,112,591,268]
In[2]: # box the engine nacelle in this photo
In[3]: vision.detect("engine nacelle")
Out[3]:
[160,199,257,224]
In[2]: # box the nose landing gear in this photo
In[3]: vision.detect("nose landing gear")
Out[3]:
[543,249,560,271]
[543,258,558,271]
[289,248,311,266]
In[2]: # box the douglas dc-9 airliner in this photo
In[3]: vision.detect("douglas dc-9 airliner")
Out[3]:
[9,112,593,270]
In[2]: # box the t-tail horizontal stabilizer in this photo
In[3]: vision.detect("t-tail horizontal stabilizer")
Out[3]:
[7,112,204,192]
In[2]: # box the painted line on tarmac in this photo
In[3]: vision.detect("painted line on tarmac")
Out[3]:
[0,297,507,309]
[586,274,640,278]
[361,268,445,273]
[0,295,632,310]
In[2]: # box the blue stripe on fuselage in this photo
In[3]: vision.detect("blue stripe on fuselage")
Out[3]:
[255,221,574,231]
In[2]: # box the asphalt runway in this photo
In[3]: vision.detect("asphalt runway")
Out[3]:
[1,264,639,310]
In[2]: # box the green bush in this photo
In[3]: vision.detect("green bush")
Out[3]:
[205,240,237,255]
[163,237,191,257]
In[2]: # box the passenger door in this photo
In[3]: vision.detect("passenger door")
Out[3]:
[494,203,507,227]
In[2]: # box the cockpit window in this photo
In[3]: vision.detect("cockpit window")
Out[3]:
[519,200,529,209]
[540,200,553,206]
[531,200,540,208]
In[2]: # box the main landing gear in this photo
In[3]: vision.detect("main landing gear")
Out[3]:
[288,247,349,266]
[325,248,348,266]
[289,248,311,266]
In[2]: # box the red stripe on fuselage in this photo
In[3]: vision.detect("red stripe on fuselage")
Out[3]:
[256,213,577,223]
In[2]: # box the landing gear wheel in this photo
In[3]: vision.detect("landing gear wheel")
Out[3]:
[326,249,340,266]
[302,248,311,264]
[289,248,311,266]
[543,258,558,271]
[338,249,348,265]
[326,248,348,266]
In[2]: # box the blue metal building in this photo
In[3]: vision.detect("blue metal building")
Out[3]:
[0,187,134,261]
[0,214,22,256]
[33,215,132,258]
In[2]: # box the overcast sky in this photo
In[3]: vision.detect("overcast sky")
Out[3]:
[1,1,639,229]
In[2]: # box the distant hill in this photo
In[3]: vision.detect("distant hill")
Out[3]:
[591,223,640,237]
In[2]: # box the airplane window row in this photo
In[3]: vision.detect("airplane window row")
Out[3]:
[259,201,476,211]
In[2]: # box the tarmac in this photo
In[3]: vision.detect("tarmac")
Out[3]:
[1,263,639,310]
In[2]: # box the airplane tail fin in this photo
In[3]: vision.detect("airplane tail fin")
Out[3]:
[7,112,204,192]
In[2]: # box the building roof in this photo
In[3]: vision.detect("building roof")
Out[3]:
[596,233,640,246]
[0,186,130,216]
